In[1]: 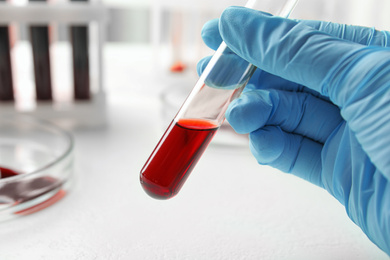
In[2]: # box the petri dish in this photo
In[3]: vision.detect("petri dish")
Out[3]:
[0,114,74,222]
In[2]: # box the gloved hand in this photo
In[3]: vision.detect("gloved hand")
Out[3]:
[198,6,390,255]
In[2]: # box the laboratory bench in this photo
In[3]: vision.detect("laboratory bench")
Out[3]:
[0,44,388,260]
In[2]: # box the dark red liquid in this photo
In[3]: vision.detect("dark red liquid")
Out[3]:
[0,166,19,178]
[140,118,218,200]
[0,166,65,215]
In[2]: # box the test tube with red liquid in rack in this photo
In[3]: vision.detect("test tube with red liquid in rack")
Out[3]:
[140,0,300,200]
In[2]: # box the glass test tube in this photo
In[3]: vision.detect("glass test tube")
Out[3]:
[140,0,300,200]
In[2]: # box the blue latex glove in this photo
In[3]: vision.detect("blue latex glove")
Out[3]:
[198,6,390,255]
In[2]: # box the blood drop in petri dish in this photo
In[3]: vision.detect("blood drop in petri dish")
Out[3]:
[0,166,65,215]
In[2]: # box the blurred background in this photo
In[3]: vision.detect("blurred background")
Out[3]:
[5,0,390,118]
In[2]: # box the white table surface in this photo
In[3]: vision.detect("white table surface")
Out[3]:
[0,44,388,259]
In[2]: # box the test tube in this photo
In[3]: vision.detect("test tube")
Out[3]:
[140,0,300,200]
[70,0,90,100]
[0,0,14,101]
[29,0,53,101]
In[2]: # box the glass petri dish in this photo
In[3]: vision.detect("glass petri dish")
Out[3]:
[0,114,74,222]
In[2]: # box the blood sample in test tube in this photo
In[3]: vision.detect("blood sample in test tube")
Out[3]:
[140,0,300,200]
[29,0,53,101]
[0,0,14,101]
[70,0,90,100]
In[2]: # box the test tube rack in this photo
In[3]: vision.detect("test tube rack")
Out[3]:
[0,1,108,129]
